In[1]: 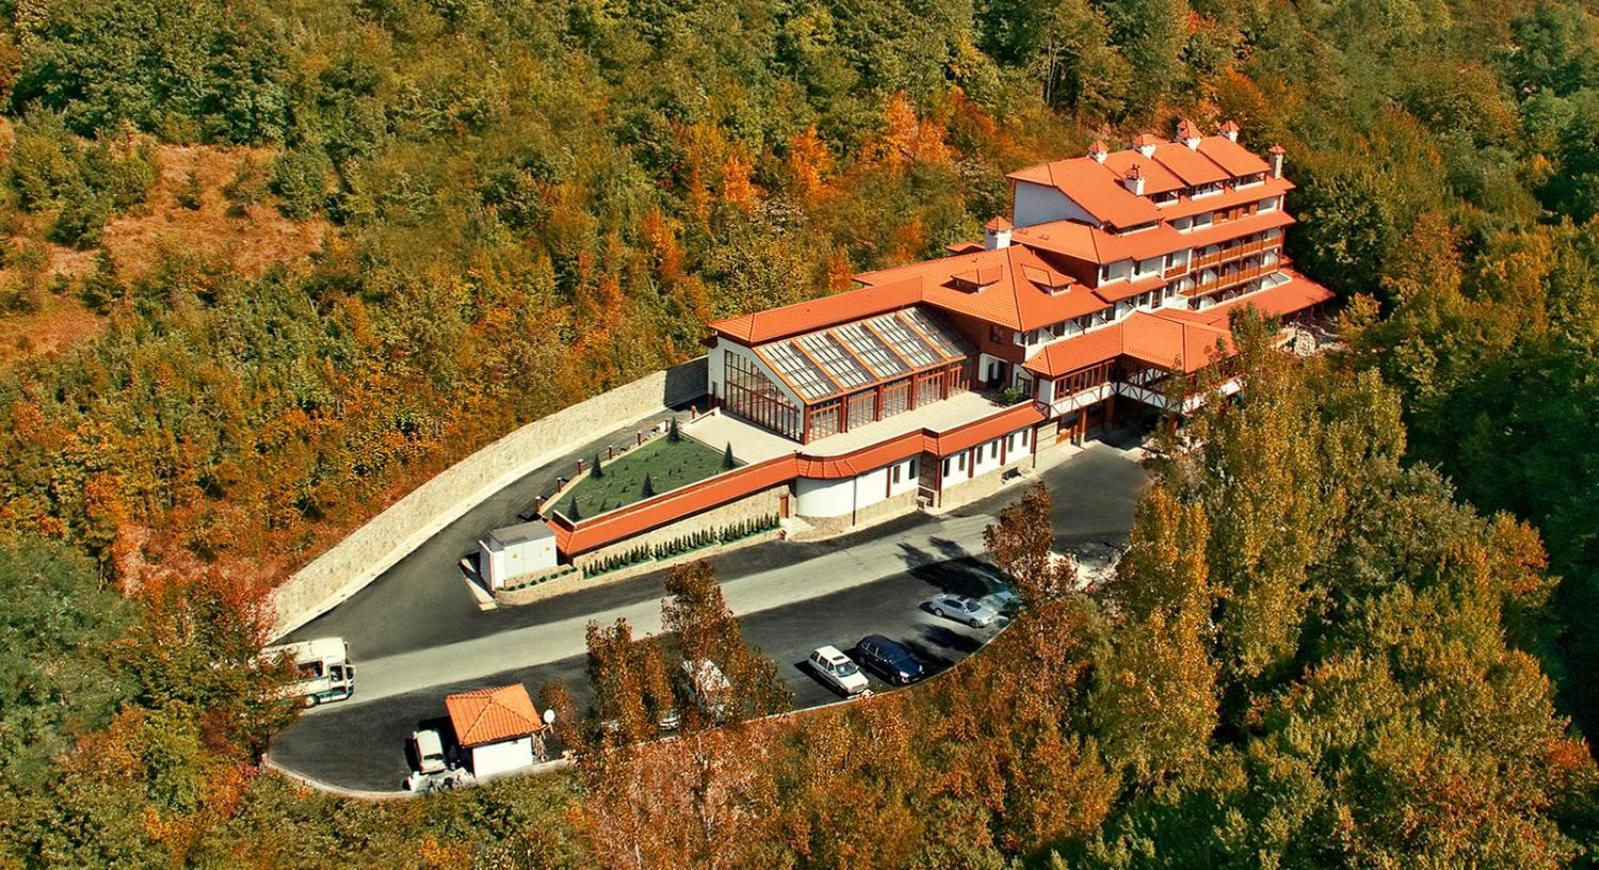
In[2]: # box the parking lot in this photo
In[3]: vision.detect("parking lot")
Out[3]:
[269,555,1012,792]
[267,442,1148,792]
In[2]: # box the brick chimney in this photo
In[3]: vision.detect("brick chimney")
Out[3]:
[1122,164,1145,196]
[984,216,1013,250]
[1268,143,1286,179]
[1219,119,1240,143]
[1087,140,1109,163]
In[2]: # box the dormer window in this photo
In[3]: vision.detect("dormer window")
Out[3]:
[1192,182,1222,198]
[951,265,1002,292]
[1153,190,1179,206]
[1237,172,1265,188]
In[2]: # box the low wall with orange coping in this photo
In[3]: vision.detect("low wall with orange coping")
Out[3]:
[551,400,1045,557]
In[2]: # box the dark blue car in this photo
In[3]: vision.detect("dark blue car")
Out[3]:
[856,635,924,685]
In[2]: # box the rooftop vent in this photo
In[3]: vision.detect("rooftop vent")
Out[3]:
[1218,119,1240,143]
[1132,133,1159,158]
[1087,140,1109,163]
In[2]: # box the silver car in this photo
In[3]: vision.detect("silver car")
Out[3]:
[926,594,1000,628]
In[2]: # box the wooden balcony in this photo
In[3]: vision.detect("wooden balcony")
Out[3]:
[1188,234,1277,269]
[1191,261,1275,295]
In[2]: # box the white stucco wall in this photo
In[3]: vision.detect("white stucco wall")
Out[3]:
[972,438,1004,476]
[795,476,857,518]
[469,737,534,778]
[480,534,557,590]
[1013,181,1100,228]
[888,458,920,497]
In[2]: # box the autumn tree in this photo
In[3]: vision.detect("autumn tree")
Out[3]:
[661,561,790,724]
[984,481,1074,605]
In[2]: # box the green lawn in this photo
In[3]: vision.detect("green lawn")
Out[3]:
[549,435,735,520]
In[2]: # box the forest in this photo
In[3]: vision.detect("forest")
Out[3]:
[1,0,1598,864]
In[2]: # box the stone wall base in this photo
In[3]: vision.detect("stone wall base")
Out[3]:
[790,489,921,541]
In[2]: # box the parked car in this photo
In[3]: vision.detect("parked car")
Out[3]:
[808,645,870,696]
[926,594,999,628]
[856,635,924,685]
[980,586,1023,614]
[411,728,449,775]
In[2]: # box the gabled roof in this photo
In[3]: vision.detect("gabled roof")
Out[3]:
[707,277,923,345]
[1101,151,1184,195]
[445,684,543,748]
[1021,312,1234,378]
[855,244,1105,331]
[1008,156,1162,228]
[1196,136,1272,177]
[1149,142,1231,186]
[1120,312,1235,373]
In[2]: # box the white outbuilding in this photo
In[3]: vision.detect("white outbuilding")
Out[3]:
[443,684,548,779]
[478,520,558,590]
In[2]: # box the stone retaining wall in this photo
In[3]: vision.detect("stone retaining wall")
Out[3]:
[268,357,709,639]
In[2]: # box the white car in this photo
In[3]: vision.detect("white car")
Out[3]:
[412,728,448,775]
[809,646,869,696]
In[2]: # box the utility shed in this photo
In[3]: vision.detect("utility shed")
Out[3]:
[479,520,557,590]
[444,684,546,778]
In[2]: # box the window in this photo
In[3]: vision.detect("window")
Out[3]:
[1051,322,1066,338]
[1019,428,1029,446]
[1193,212,1213,229]
[807,398,843,441]
[990,325,1006,343]
[908,458,918,478]
[725,352,802,441]
[1053,360,1114,399]
[892,464,902,484]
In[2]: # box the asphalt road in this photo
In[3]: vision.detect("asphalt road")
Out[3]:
[268,441,1148,791]
[283,405,684,658]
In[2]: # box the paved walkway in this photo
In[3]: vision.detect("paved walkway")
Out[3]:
[309,442,1148,711]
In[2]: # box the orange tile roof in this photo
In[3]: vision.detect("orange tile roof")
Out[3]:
[1120,312,1235,373]
[1022,326,1126,376]
[1101,151,1184,195]
[856,244,1106,331]
[1149,142,1231,186]
[1022,310,1236,377]
[1196,136,1271,177]
[708,277,923,345]
[1189,269,1335,326]
[445,684,543,748]
[1008,156,1162,228]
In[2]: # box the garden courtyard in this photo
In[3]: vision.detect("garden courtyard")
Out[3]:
[548,432,737,520]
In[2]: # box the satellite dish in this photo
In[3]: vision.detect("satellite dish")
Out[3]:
[543,708,556,726]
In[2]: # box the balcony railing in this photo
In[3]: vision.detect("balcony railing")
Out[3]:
[1191,261,1275,296]
[1189,236,1276,270]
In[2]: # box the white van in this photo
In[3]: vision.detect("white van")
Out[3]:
[680,658,733,720]
[260,637,355,706]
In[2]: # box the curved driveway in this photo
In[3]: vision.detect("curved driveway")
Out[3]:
[271,441,1148,790]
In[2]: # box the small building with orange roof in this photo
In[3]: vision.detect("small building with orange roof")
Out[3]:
[444,684,547,778]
